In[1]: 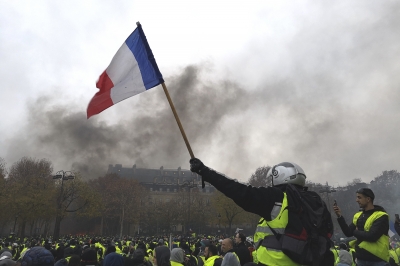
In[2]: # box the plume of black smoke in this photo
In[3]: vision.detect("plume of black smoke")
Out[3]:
[7,65,251,179]
[5,1,400,184]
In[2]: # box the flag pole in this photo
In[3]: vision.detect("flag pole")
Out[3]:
[161,82,206,188]
[161,82,194,158]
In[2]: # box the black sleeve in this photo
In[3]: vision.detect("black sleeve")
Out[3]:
[395,221,400,235]
[353,215,389,242]
[337,216,356,237]
[201,169,284,220]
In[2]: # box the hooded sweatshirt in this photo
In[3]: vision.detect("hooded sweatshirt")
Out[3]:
[170,248,184,266]
[154,246,171,266]
[338,250,353,266]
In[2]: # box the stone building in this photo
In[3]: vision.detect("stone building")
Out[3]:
[107,164,215,195]
[107,164,216,234]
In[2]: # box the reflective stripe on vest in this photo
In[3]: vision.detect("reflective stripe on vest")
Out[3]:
[204,255,221,266]
[253,202,286,249]
[170,261,184,266]
[256,192,301,266]
[351,210,390,262]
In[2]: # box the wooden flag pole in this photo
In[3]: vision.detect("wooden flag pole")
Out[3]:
[161,82,194,158]
[161,82,206,188]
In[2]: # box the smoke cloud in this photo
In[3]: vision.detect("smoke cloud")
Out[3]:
[4,1,400,185]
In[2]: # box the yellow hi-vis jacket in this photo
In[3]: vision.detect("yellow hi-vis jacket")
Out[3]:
[389,249,399,265]
[350,211,389,262]
[255,193,301,266]
[204,255,221,266]
[331,248,339,264]
[254,218,268,249]
[170,261,184,266]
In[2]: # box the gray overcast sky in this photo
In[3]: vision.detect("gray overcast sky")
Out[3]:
[1,0,399,186]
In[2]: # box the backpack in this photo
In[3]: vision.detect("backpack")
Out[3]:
[268,184,333,266]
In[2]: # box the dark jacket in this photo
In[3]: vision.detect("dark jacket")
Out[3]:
[337,205,389,262]
[233,242,251,266]
[394,220,400,236]
[199,169,335,266]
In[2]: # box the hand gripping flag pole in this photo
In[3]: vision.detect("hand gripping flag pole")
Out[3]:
[87,22,205,188]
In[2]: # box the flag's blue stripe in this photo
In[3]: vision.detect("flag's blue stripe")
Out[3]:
[125,26,164,90]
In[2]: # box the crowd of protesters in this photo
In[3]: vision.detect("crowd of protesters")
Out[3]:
[2,161,400,266]
[0,222,400,266]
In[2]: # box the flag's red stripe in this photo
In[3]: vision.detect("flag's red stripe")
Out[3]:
[87,71,114,118]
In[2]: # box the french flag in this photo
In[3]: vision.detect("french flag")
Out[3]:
[87,22,164,118]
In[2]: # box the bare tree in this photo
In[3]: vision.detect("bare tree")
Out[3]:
[248,166,271,187]
[7,157,55,238]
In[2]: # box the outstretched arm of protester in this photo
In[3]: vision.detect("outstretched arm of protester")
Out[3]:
[190,158,283,220]
[352,215,389,242]
[333,204,356,237]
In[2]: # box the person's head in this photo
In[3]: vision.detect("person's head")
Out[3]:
[103,252,124,266]
[170,248,184,264]
[221,238,233,254]
[204,244,218,260]
[131,249,145,265]
[153,246,170,266]
[267,162,306,187]
[235,233,245,244]
[20,247,55,266]
[68,255,81,266]
[356,188,375,209]
[0,251,16,266]
[80,248,97,266]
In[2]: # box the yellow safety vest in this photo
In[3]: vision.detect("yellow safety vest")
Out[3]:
[349,248,356,266]
[256,193,301,266]
[389,249,399,265]
[252,249,258,264]
[350,211,389,262]
[170,261,184,266]
[254,218,268,249]
[204,255,221,266]
[331,248,339,264]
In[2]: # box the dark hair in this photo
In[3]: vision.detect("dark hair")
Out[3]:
[356,188,375,202]
[68,255,81,266]
[205,244,218,256]
[237,233,246,243]
[154,246,171,266]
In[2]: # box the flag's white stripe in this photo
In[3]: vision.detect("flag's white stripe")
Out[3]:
[107,43,146,104]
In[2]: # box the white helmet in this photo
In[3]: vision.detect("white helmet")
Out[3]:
[267,162,306,187]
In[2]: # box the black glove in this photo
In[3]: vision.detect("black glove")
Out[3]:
[189,158,207,175]
[190,158,210,188]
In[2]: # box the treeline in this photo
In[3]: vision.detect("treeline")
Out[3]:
[0,158,399,240]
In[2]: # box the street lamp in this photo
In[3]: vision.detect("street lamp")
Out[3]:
[217,213,221,234]
[53,170,75,240]
[12,215,18,234]
[181,181,197,234]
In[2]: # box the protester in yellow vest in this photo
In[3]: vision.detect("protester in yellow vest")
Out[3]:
[333,188,390,265]
[220,238,240,266]
[170,248,185,266]
[190,159,334,266]
[204,244,222,266]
